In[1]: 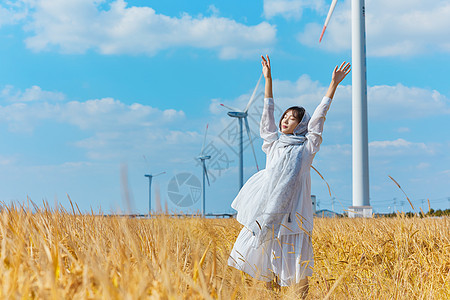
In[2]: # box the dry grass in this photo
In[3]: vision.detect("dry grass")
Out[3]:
[0,203,448,299]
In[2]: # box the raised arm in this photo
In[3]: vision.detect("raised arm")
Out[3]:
[306,62,351,154]
[262,55,273,98]
[260,55,278,154]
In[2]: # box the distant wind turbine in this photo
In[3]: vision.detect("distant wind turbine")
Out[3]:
[144,169,165,216]
[319,0,371,216]
[221,73,262,190]
[197,123,211,217]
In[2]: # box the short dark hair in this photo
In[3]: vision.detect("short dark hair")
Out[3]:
[279,106,305,131]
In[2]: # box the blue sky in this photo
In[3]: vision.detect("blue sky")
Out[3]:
[0,0,449,214]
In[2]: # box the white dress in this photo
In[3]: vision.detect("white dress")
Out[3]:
[227,96,332,286]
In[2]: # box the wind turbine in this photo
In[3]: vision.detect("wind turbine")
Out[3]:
[220,73,262,190]
[197,123,211,217]
[144,171,165,216]
[320,0,372,217]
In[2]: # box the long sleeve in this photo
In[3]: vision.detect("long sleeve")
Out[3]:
[260,97,279,154]
[305,96,332,154]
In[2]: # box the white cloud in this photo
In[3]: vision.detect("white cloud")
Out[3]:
[416,162,430,170]
[297,0,450,56]
[0,154,17,166]
[207,5,219,17]
[397,127,410,133]
[315,143,352,172]
[165,130,199,145]
[369,138,436,156]
[0,85,185,134]
[320,143,351,157]
[60,161,92,168]
[370,138,418,148]
[368,84,450,119]
[263,0,325,20]
[21,0,276,59]
[209,98,223,115]
[0,2,28,27]
[0,84,208,170]
[162,109,185,121]
[1,85,65,102]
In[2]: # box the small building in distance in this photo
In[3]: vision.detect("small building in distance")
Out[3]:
[348,205,372,218]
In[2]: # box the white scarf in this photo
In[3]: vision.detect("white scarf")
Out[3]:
[231,109,311,248]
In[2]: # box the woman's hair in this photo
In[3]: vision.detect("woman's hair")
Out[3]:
[279,106,305,131]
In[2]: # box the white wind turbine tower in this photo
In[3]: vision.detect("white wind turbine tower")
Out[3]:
[197,123,211,217]
[144,171,165,216]
[143,155,166,216]
[320,0,372,217]
[220,74,262,190]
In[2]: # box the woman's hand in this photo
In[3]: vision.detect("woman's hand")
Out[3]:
[326,61,351,99]
[331,61,351,85]
[261,55,271,79]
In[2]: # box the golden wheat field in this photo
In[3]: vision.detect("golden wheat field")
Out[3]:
[0,203,448,299]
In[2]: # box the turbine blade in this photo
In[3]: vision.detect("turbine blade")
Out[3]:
[220,103,241,112]
[143,155,151,172]
[244,117,259,171]
[203,162,211,186]
[319,0,338,43]
[319,26,327,43]
[200,123,209,155]
[244,73,263,113]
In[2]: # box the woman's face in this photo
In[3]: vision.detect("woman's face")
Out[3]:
[281,110,300,134]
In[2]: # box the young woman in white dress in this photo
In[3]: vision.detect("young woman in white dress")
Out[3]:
[227,55,351,297]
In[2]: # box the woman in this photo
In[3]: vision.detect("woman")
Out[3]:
[227,55,351,297]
